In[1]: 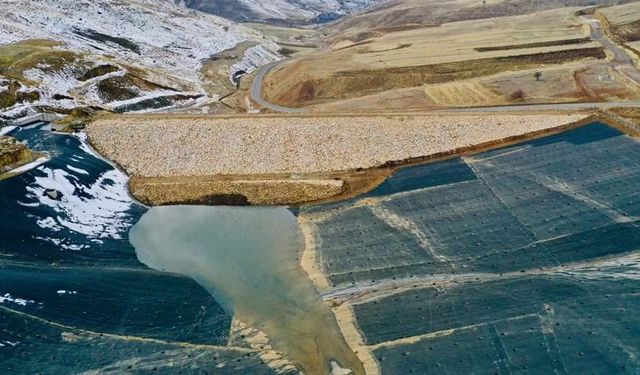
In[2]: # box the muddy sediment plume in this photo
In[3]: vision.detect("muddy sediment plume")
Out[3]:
[130,206,365,374]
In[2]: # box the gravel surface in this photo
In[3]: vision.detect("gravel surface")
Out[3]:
[87,114,586,177]
[129,178,344,206]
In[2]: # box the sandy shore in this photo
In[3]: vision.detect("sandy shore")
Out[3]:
[298,215,382,374]
[87,113,587,177]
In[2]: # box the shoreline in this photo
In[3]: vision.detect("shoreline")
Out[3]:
[298,214,382,374]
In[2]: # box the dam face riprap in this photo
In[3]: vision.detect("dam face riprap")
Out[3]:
[302,123,640,374]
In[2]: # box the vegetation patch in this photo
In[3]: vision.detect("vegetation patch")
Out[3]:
[474,37,592,52]
[0,40,80,81]
[96,73,173,103]
[0,136,38,173]
[73,28,141,54]
[611,107,640,120]
[96,76,140,103]
[112,94,202,113]
[78,64,120,81]
[0,79,40,109]
[610,19,640,42]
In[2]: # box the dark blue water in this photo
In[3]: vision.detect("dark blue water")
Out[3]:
[0,125,279,374]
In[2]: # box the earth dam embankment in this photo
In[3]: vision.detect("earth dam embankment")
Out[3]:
[86,113,588,205]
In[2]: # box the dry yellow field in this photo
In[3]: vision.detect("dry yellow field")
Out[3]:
[306,60,639,112]
[598,3,640,26]
[261,6,617,108]
[344,7,593,68]
[424,81,505,107]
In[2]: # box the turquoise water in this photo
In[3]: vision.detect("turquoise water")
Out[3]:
[130,206,363,374]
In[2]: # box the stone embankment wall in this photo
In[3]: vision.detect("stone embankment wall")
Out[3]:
[87,113,588,205]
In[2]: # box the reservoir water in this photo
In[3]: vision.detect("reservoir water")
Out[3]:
[5,122,640,374]
[2,124,363,373]
[130,206,363,374]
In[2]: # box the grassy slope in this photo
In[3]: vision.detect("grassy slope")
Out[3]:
[0,40,80,82]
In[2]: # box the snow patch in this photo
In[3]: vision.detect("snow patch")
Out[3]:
[6,157,51,175]
[0,293,34,306]
[25,166,133,239]
[229,45,280,83]
[56,290,78,295]
[0,126,17,136]
[35,236,89,251]
[36,217,63,232]
[67,165,89,175]
[330,361,353,375]
[0,0,282,116]
[24,67,80,99]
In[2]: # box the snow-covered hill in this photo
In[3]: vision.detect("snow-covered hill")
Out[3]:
[177,0,379,25]
[0,0,280,118]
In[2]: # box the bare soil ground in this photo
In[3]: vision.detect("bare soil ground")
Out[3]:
[0,136,40,176]
[598,3,640,42]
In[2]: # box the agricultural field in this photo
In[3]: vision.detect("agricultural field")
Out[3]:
[262,2,640,110]
[300,122,640,373]
[598,2,640,42]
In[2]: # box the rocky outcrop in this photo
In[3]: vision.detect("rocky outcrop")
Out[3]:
[0,136,37,174]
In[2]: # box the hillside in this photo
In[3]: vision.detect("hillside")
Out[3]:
[177,0,378,25]
[330,0,638,34]
[0,0,280,120]
[260,0,640,111]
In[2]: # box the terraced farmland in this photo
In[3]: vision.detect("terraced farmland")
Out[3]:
[300,122,640,373]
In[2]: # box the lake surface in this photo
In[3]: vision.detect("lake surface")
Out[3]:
[0,124,282,374]
[130,205,363,374]
[0,123,361,374]
[4,121,640,374]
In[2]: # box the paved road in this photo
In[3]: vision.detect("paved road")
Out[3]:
[580,14,640,85]
[250,60,304,113]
